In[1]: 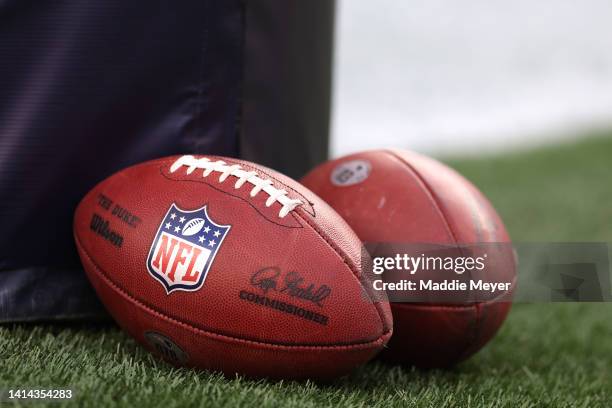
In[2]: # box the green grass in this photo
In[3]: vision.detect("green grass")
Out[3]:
[2,135,612,407]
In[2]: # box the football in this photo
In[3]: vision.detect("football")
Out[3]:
[181,218,206,236]
[301,149,515,368]
[73,155,392,379]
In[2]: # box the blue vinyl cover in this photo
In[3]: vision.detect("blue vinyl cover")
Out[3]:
[0,0,243,321]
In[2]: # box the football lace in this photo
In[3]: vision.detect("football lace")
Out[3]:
[169,155,303,218]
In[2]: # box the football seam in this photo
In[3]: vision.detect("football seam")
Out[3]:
[74,232,390,351]
[293,210,393,336]
[159,167,304,229]
[208,156,317,217]
[382,150,462,245]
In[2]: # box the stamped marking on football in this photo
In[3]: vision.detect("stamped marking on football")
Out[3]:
[89,214,123,247]
[236,267,332,326]
[249,267,332,307]
[238,290,330,326]
[331,160,371,186]
[144,331,189,365]
[146,203,231,294]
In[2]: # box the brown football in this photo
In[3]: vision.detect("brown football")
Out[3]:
[301,149,515,368]
[74,155,392,379]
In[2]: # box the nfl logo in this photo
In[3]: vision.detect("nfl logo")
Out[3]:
[146,203,231,293]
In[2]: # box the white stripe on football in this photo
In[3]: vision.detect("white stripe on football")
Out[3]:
[181,218,205,236]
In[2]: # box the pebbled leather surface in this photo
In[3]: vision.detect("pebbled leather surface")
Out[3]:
[74,155,391,379]
[301,149,515,368]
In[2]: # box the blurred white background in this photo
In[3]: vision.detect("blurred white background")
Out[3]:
[332,0,612,156]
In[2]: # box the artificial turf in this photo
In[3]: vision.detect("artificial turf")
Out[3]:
[2,135,612,407]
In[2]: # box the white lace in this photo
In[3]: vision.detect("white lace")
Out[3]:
[169,155,303,218]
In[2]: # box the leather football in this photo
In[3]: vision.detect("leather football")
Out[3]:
[301,149,515,368]
[73,155,392,379]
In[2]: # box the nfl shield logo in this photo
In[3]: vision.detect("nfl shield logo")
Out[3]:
[146,203,231,293]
